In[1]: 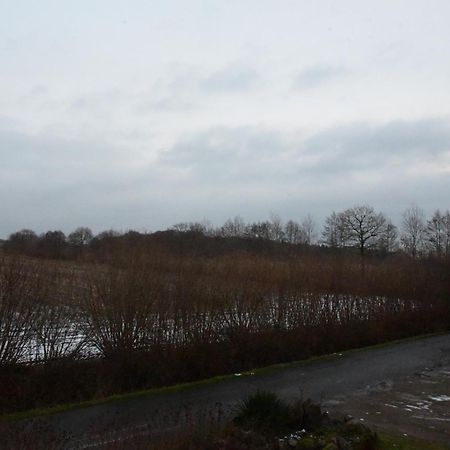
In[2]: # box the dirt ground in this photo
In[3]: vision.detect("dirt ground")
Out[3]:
[324,359,450,444]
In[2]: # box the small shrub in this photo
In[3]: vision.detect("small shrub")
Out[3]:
[233,390,292,434]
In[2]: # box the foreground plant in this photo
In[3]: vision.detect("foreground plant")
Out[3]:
[165,392,377,450]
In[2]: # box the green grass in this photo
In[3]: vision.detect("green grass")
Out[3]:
[376,432,450,450]
[1,330,447,422]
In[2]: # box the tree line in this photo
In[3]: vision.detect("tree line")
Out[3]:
[3,205,450,260]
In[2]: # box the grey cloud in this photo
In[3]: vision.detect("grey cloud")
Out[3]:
[154,118,450,223]
[0,115,21,132]
[159,119,450,182]
[293,64,348,89]
[134,68,200,114]
[29,85,47,96]
[69,89,126,112]
[2,118,449,237]
[19,85,49,103]
[0,128,143,199]
[201,64,259,92]
[0,128,166,236]
[136,96,196,113]
[302,119,450,174]
[158,126,295,182]
[134,63,260,114]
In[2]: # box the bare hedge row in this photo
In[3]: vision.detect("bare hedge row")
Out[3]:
[1,253,448,366]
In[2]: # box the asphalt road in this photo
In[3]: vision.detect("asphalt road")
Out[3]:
[4,333,450,449]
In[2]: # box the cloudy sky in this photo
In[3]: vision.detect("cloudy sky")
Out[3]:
[1,0,450,237]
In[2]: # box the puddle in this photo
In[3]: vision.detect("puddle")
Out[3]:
[429,395,450,402]
[412,416,450,422]
[323,399,344,406]
[405,404,425,411]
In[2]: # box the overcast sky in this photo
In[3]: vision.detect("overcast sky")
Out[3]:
[1,0,450,237]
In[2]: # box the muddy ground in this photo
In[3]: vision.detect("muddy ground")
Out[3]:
[324,359,450,443]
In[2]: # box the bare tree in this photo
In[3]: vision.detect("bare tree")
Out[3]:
[342,205,387,257]
[171,221,214,235]
[220,216,246,238]
[401,206,426,259]
[425,210,446,257]
[322,211,350,248]
[444,211,450,257]
[300,214,317,245]
[6,229,38,254]
[0,258,43,364]
[81,268,162,357]
[171,222,191,232]
[246,221,271,240]
[284,220,302,244]
[38,230,67,259]
[378,220,399,253]
[33,268,86,362]
[268,212,284,241]
[34,300,86,362]
[199,219,216,237]
[95,229,121,239]
[68,227,93,247]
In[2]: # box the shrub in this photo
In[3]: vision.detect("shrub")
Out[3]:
[234,390,292,434]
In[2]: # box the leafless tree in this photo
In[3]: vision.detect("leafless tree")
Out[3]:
[268,212,284,241]
[401,206,426,259]
[300,214,317,245]
[38,230,67,259]
[322,211,350,248]
[171,220,214,235]
[33,286,86,363]
[171,222,190,232]
[342,205,387,257]
[81,268,162,357]
[246,221,271,240]
[444,211,450,257]
[95,229,121,239]
[6,229,38,254]
[220,216,246,238]
[378,220,399,253]
[0,258,43,364]
[68,227,93,247]
[200,219,216,236]
[284,220,302,244]
[425,210,449,257]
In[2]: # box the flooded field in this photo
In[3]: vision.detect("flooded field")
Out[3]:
[15,293,414,364]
